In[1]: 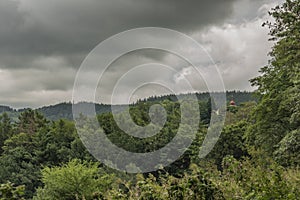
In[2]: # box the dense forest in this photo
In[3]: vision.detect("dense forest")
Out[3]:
[0,0,299,199]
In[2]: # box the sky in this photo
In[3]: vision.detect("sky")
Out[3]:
[0,0,283,108]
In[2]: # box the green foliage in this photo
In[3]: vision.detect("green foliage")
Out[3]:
[33,159,114,200]
[33,119,92,166]
[225,102,256,125]
[94,100,203,176]
[166,165,224,200]
[213,155,300,199]
[17,110,49,135]
[247,0,300,164]
[0,132,42,198]
[0,95,298,200]
[207,121,249,168]
[274,128,300,166]
[0,111,93,198]
[106,166,224,200]
[0,181,25,200]
[0,113,12,154]
[227,105,238,114]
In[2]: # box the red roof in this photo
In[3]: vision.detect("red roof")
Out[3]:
[230,100,236,106]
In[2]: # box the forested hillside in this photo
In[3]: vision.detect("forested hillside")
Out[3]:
[0,91,255,121]
[0,0,299,199]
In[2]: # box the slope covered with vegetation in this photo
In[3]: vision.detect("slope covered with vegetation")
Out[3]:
[0,91,255,121]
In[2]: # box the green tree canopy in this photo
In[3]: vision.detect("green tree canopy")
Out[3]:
[246,0,300,164]
[33,159,115,200]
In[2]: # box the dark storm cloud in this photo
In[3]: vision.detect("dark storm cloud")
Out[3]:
[0,0,237,67]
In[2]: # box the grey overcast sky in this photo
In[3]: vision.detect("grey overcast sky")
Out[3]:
[0,0,283,108]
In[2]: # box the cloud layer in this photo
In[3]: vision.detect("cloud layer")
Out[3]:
[0,0,281,108]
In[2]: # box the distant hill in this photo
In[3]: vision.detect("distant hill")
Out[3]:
[0,105,15,113]
[36,102,115,121]
[0,102,125,121]
[140,91,257,105]
[0,91,257,121]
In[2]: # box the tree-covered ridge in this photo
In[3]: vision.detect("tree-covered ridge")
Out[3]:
[0,91,256,121]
